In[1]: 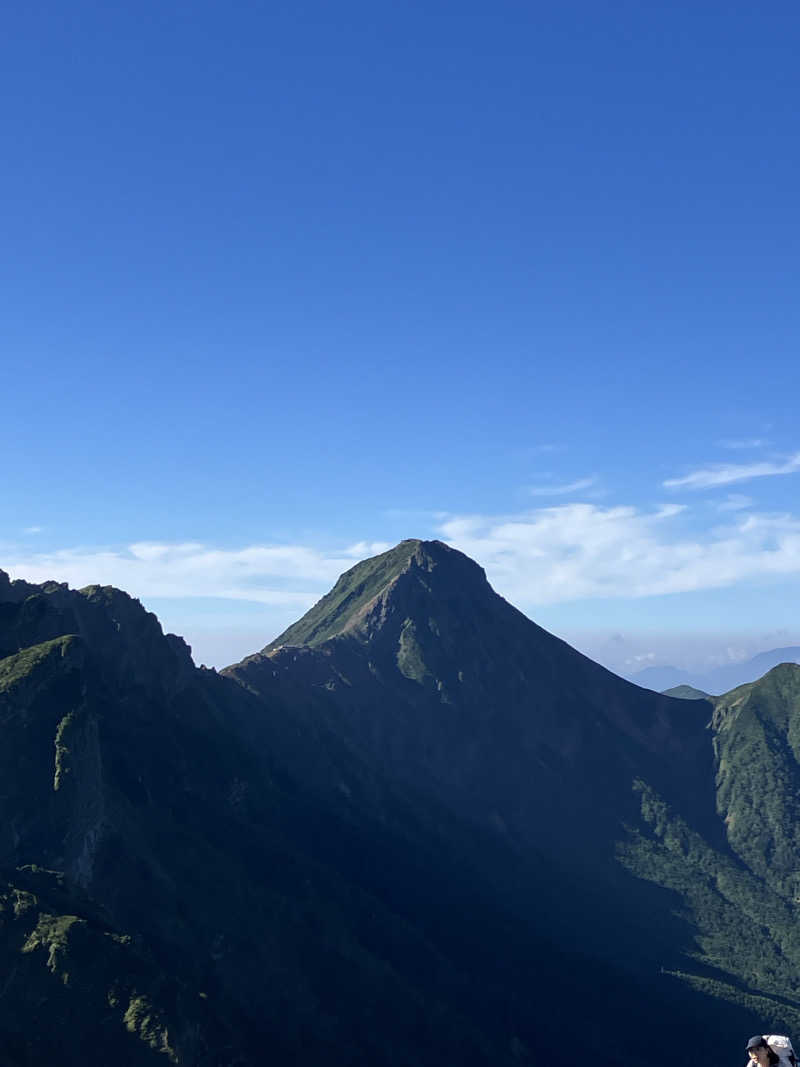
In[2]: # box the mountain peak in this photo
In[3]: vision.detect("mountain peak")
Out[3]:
[263,539,486,651]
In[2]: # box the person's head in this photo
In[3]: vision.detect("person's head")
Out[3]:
[746,1038,778,1066]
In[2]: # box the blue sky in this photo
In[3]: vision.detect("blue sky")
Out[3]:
[3,1,799,671]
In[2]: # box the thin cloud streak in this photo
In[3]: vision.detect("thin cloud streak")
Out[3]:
[718,438,768,450]
[716,494,754,512]
[664,452,800,490]
[529,443,563,455]
[527,478,596,497]
[3,542,367,607]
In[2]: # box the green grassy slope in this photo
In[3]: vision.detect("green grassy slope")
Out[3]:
[0,865,203,1066]
[264,539,422,649]
[621,664,800,1028]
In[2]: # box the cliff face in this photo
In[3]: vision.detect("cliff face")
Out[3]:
[0,576,237,1063]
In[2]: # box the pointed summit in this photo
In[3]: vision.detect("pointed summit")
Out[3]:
[249,538,701,759]
[264,538,486,651]
[230,537,714,873]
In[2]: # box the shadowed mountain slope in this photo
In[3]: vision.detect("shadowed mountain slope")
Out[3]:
[4,543,800,1065]
[1,568,563,1065]
[231,541,718,872]
[228,540,800,1039]
[3,564,747,1066]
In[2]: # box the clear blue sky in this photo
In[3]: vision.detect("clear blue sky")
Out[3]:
[3,1,799,670]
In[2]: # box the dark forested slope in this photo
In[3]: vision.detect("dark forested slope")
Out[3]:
[230,541,719,922]
[229,541,800,1035]
[2,545,799,1065]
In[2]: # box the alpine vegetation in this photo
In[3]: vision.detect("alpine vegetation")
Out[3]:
[1,543,800,1065]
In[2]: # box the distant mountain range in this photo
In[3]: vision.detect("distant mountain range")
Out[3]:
[2,541,800,1065]
[629,646,800,695]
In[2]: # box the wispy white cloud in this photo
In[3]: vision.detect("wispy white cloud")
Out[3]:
[437,503,800,604]
[527,477,596,497]
[6,502,800,629]
[342,540,392,558]
[23,526,43,534]
[382,508,448,521]
[529,443,563,455]
[716,494,754,512]
[3,542,367,607]
[664,452,800,490]
[718,438,768,450]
